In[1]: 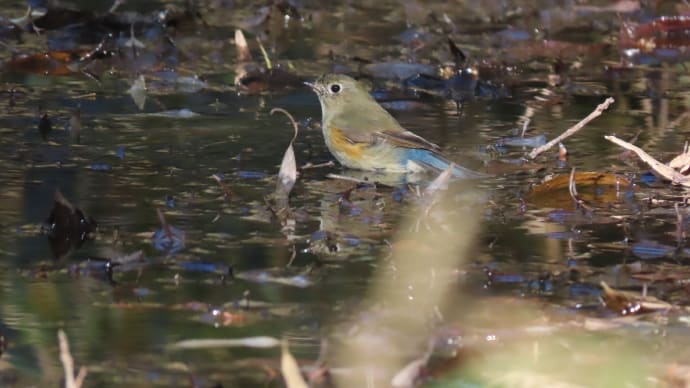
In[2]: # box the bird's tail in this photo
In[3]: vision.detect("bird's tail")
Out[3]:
[405,149,488,179]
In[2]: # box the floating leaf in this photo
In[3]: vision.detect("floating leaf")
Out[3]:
[147,108,199,118]
[128,75,147,110]
[4,50,87,75]
[528,172,632,207]
[236,268,312,288]
[600,281,671,315]
[171,336,280,350]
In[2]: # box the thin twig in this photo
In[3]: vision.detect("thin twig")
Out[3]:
[568,167,578,200]
[70,92,97,99]
[676,202,684,246]
[256,37,272,70]
[300,161,335,170]
[270,108,299,145]
[528,97,615,159]
[286,244,297,267]
[521,117,530,138]
[568,167,593,212]
[325,173,371,184]
[605,135,690,186]
[58,329,86,388]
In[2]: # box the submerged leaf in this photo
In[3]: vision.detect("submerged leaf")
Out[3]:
[4,50,87,75]
[43,191,98,259]
[529,172,631,200]
[152,208,185,255]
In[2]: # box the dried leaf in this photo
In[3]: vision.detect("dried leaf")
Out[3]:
[4,50,88,75]
[235,29,252,62]
[600,281,671,315]
[271,108,299,210]
[128,75,147,110]
[530,172,631,195]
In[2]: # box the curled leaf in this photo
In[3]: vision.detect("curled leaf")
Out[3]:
[270,107,299,209]
[235,29,252,62]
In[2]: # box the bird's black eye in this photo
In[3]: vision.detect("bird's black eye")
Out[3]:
[330,84,341,93]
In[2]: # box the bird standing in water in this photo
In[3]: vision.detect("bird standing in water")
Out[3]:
[305,74,485,178]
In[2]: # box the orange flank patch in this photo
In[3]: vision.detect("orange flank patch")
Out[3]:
[330,126,366,159]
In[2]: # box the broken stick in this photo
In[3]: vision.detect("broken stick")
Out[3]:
[528,97,615,159]
[605,135,690,187]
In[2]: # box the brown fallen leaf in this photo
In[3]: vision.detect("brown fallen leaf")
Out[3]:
[600,281,671,315]
[4,50,91,75]
[527,172,632,208]
[530,172,631,195]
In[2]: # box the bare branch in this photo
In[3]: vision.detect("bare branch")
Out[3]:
[59,329,86,388]
[528,97,615,159]
[605,135,690,187]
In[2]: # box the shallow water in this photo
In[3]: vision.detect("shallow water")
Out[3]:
[2,0,690,387]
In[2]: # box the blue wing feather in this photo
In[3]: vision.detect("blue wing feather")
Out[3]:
[402,149,487,179]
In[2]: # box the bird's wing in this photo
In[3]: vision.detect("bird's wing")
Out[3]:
[336,126,441,152]
[334,101,441,151]
[373,130,441,152]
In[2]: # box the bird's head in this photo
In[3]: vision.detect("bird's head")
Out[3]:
[305,74,372,115]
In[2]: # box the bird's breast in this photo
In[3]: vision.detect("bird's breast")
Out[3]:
[322,124,407,172]
[324,125,366,161]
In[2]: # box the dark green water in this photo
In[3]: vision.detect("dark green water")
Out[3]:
[2,1,690,387]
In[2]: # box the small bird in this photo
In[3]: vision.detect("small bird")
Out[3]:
[305,74,485,178]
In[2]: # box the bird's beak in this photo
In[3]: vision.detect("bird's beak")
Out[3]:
[303,81,315,89]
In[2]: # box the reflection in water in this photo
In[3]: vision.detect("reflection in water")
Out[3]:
[43,191,98,260]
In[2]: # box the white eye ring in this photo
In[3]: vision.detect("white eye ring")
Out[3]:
[329,84,342,93]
